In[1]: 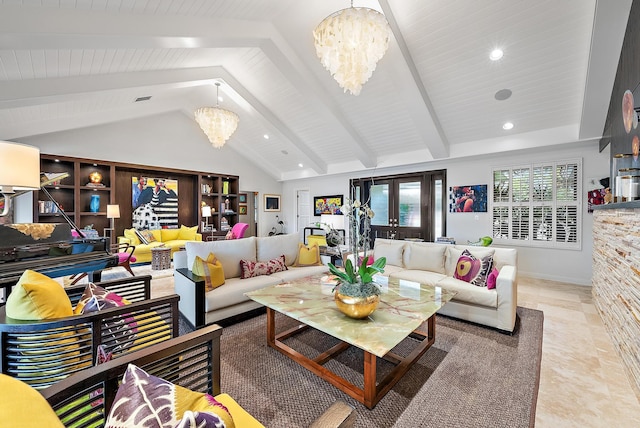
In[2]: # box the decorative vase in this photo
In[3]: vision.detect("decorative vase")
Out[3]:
[89,194,100,213]
[334,283,380,319]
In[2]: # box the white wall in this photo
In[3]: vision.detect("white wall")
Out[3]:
[282,141,608,286]
[16,111,283,236]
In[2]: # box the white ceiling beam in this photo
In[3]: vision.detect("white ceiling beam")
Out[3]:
[379,0,449,159]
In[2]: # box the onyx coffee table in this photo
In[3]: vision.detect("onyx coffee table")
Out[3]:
[245,274,456,409]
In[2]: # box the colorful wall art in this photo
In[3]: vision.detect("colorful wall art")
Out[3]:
[131,176,179,229]
[449,185,488,213]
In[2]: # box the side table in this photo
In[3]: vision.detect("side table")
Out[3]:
[150,246,172,270]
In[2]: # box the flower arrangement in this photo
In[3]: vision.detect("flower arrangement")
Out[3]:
[327,197,386,297]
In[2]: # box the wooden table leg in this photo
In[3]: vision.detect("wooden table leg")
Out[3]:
[363,351,377,409]
[266,307,275,347]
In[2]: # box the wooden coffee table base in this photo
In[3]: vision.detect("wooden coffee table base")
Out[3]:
[265,308,436,409]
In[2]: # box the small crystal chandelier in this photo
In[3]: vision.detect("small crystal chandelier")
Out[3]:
[194,82,239,148]
[313,1,391,96]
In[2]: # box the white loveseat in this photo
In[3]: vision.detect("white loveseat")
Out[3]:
[173,233,328,328]
[366,238,518,332]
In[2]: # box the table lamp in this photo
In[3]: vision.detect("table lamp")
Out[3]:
[105,204,120,241]
[0,141,41,216]
[202,205,212,230]
[107,204,120,228]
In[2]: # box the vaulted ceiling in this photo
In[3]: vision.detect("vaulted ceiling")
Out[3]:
[0,0,632,181]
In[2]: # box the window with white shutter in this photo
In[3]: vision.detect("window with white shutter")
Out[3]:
[491,159,581,249]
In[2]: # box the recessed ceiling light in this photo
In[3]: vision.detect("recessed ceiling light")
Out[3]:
[263,134,269,140]
[490,49,503,61]
[494,89,512,101]
[503,122,514,130]
[298,163,303,168]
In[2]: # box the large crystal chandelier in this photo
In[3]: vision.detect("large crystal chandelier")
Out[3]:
[313,1,391,96]
[194,82,239,148]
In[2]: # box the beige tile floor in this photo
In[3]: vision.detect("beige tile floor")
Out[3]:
[518,276,640,427]
[151,273,640,427]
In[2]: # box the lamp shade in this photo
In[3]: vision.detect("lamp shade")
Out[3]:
[201,205,212,218]
[106,204,120,219]
[321,214,345,230]
[0,141,40,192]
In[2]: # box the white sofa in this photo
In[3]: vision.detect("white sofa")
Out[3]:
[173,233,328,328]
[366,238,518,332]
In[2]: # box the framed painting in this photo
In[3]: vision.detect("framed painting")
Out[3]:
[264,194,281,212]
[239,205,247,215]
[449,185,488,213]
[239,193,247,203]
[313,195,343,216]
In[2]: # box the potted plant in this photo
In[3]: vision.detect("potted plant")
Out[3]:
[327,196,386,319]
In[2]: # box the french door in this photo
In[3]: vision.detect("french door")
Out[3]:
[355,170,446,243]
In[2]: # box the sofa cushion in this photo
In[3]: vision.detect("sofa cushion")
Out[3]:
[445,246,495,277]
[402,242,446,274]
[389,270,447,287]
[454,249,494,287]
[270,265,329,282]
[178,225,199,240]
[205,276,279,311]
[293,243,323,267]
[105,364,235,428]
[240,255,287,278]
[186,238,257,279]
[161,228,180,241]
[373,239,405,267]
[6,270,73,320]
[436,276,498,308]
[192,253,226,291]
[124,228,141,245]
[0,374,65,428]
[256,233,300,265]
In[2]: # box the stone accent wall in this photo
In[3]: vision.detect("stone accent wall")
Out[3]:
[593,207,640,397]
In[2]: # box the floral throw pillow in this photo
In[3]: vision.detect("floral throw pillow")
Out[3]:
[73,283,138,354]
[105,364,235,428]
[454,249,494,287]
[240,255,287,279]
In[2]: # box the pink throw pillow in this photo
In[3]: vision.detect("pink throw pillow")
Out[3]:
[358,255,374,266]
[486,267,499,289]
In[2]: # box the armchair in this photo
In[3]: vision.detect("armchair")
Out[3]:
[40,325,356,427]
[69,242,136,285]
[230,222,249,238]
[0,275,180,390]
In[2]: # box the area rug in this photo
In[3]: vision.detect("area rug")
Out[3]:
[101,262,174,281]
[219,307,543,428]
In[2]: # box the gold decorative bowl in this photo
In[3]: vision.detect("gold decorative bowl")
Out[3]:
[334,292,380,319]
[89,171,102,184]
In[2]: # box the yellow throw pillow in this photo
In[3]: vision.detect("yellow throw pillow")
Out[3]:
[293,243,323,267]
[161,228,180,241]
[150,229,162,242]
[192,253,226,292]
[307,235,328,248]
[123,228,141,246]
[6,270,73,320]
[178,225,198,240]
[0,374,65,428]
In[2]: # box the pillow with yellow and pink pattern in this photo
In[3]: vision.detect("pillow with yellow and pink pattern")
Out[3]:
[105,364,235,428]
